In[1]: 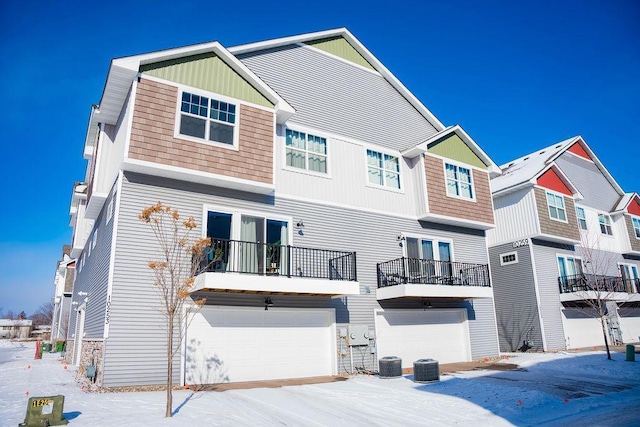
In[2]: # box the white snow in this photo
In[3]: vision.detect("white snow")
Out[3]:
[1,341,639,426]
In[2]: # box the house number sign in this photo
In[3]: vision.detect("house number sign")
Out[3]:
[512,239,529,248]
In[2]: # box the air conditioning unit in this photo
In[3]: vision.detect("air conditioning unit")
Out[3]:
[378,356,402,378]
[413,359,439,382]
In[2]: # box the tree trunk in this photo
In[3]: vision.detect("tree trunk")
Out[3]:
[600,316,611,360]
[166,316,174,417]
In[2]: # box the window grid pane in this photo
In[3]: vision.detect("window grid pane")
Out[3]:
[633,217,640,238]
[445,163,473,199]
[367,150,400,189]
[179,91,236,143]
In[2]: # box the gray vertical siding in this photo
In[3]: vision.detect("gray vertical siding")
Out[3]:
[238,45,439,151]
[555,153,622,212]
[68,182,116,340]
[488,242,543,352]
[102,172,499,386]
[530,240,575,350]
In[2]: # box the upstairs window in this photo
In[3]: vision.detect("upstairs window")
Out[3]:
[546,192,566,222]
[178,91,236,145]
[285,130,327,174]
[367,149,400,189]
[632,217,640,239]
[445,163,474,199]
[576,207,587,230]
[598,213,613,235]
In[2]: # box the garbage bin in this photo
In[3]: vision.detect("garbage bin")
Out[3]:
[379,356,402,378]
[55,341,65,353]
[41,343,52,352]
[413,359,439,382]
[626,344,636,362]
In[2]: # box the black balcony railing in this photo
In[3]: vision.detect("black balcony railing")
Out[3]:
[199,239,357,281]
[377,257,490,288]
[558,274,639,294]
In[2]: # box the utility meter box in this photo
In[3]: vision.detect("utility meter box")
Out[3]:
[348,325,370,346]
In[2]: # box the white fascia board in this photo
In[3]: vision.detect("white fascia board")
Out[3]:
[491,180,534,198]
[612,193,638,214]
[82,105,99,159]
[230,28,445,132]
[403,125,501,175]
[418,211,496,230]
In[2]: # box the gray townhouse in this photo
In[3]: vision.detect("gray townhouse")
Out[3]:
[65,28,502,387]
[487,137,640,352]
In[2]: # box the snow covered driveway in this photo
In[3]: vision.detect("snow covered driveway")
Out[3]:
[1,341,639,426]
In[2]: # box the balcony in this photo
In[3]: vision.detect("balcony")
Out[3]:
[193,239,359,297]
[558,274,640,302]
[376,257,493,300]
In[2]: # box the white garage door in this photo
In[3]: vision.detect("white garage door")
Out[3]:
[618,309,640,343]
[185,306,336,384]
[562,309,603,349]
[375,309,471,369]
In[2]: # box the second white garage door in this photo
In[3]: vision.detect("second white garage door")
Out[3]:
[618,308,640,343]
[185,306,336,384]
[375,309,471,369]
[562,309,603,349]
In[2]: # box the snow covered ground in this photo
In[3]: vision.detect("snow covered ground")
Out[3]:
[1,340,639,426]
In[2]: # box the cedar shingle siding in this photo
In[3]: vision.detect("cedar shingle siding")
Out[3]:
[129,78,274,184]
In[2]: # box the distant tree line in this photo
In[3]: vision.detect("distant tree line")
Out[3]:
[0,302,54,326]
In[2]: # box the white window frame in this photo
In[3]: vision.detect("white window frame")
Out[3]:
[365,148,402,191]
[202,205,293,244]
[444,161,476,201]
[632,216,640,239]
[401,233,455,262]
[576,206,587,230]
[557,254,583,277]
[598,213,613,236]
[546,191,567,223]
[174,88,240,150]
[106,197,114,224]
[284,128,329,176]
[499,251,518,266]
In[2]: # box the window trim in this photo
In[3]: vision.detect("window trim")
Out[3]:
[556,254,583,277]
[545,190,568,223]
[202,204,293,243]
[443,161,476,202]
[283,127,330,177]
[365,147,403,192]
[598,213,613,236]
[499,251,519,266]
[575,206,587,230]
[632,216,640,240]
[173,88,240,150]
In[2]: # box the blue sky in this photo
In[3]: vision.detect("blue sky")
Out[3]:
[0,0,638,315]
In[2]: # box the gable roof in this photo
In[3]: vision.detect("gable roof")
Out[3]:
[402,125,501,175]
[229,28,445,134]
[613,192,640,214]
[491,136,623,197]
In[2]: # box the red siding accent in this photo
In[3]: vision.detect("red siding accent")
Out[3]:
[628,198,640,216]
[537,169,573,196]
[568,142,591,160]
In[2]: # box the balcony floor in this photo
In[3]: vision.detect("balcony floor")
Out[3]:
[194,272,360,297]
[376,284,493,300]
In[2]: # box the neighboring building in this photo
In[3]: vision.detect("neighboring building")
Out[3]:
[488,136,640,352]
[0,319,33,340]
[66,28,502,388]
[51,245,75,343]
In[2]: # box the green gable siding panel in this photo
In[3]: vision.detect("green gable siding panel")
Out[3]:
[139,53,274,108]
[305,37,376,71]
[428,134,488,169]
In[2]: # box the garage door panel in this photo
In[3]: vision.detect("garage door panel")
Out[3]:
[619,309,640,343]
[562,309,603,349]
[186,307,335,384]
[375,309,470,368]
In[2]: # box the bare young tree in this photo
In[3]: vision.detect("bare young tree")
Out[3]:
[570,231,623,360]
[138,202,211,417]
[31,302,54,327]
